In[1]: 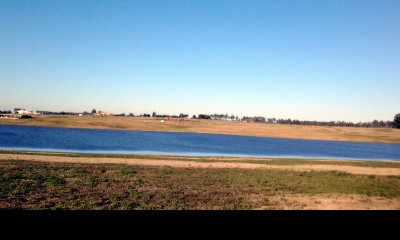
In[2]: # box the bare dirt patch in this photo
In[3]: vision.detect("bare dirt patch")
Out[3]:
[259,194,400,210]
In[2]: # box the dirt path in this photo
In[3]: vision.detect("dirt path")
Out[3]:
[258,194,400,210]
[2,153,400,176]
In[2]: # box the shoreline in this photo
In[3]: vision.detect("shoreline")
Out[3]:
[2,151,400,176]
[0,115,399,143]
[1,148,400,162]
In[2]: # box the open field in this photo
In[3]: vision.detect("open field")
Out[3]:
[1,115,399,143]
[2,152,400,209]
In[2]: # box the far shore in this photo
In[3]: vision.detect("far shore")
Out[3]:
[0,115,399,143]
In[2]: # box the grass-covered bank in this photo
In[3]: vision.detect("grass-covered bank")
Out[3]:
[2,150,400,169]
[2,159,400,209]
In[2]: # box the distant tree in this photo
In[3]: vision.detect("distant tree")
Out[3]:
[394,113,400,128]
[198,114,211,119]
[129,113,134,117]
[91,109,96,114]
[192,115,197,119]
[152,112,157,117]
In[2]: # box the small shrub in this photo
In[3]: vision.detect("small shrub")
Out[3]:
[334,171,351,177]
[135,177,144,186]
[120,167,136,176]
[46,176,66,186]
[87,176,97,187]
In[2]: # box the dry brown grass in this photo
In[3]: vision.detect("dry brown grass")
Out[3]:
[1,115,399,143]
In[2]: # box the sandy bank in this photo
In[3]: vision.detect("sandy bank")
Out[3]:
[2,153,400,176]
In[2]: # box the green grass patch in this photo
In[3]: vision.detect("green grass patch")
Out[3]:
[45,176,66,186]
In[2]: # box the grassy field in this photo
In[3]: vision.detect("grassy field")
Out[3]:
[1,115,399,143]
[2,152,400,209]
[1,159,400,210]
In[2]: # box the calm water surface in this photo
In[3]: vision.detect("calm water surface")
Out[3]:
[0,125,400,160]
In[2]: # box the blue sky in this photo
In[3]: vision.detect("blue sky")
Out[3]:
[1,0,399,121]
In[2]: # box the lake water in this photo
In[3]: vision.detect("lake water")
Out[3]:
[0,124,399,160]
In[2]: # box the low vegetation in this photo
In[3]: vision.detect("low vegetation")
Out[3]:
[1,159,400,209]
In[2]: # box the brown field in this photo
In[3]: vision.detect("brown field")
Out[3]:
[1,115,399,143]
[2,152,400,210]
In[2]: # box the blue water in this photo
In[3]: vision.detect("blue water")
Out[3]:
[0,125,399,160]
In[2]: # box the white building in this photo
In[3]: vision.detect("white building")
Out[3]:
[14,108,30,115]
[94,110,113,116]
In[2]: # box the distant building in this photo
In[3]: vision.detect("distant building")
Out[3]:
[14,108,30,115]
[94,110,113,116]
[14,108,24,113]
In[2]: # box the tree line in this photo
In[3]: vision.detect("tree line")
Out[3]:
[265,118,395,128]
[1,108,399,129]
[193,113,400,128]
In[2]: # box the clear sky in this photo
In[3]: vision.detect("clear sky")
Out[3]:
[1,0,399,122]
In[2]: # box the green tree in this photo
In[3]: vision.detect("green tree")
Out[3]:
[394,113,400,128]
